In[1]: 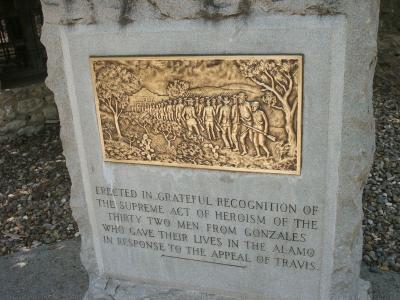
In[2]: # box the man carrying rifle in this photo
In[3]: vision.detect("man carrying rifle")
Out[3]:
[231,94,240,152]
[182,98,201,137]
[238,92,253,155]
[250,101,270,158]
[218,96,233,149]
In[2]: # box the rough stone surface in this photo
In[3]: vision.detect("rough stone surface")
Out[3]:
[0,120,27,134]
[0,83,58,139]
[42,104,59,120]
[41,1,379,299]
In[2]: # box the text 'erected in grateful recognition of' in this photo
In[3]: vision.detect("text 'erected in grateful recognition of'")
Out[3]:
[95,186,320,271]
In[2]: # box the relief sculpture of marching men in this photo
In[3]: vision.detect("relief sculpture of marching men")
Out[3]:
[91,56,302,174]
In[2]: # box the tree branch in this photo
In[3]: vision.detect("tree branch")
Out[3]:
[283,73,293,99]
[134,120,149,134]
[114,100,118,117]
[251,77,283,102]
[290,97,298,116]
[271,105,284,111]
[263,70,275,90]
[117,101,126,117]
[275,77,287,94]
[103,96,116,114]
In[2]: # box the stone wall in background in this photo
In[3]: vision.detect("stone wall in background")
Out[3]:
[0,82,58,139]
[381,0,400,32]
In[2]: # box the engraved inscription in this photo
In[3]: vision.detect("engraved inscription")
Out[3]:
[95,185,320,272]
[91,56,303,174]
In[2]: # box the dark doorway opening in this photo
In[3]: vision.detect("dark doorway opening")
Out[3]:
[0,0,46,89]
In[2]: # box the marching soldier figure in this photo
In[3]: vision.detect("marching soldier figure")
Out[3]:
[166,100,174,121]
[231,94,240,152]
[162,102,168,120]
[197,97,205,119]
[175,98,185,125]
[203,98,217,140]
[171,99,177,121]
[212,97,218,113]
[216,95,223,115]
[238,92,253,155]
[182,98,201,136]
[218,96,233,149]
[250,101,270,158]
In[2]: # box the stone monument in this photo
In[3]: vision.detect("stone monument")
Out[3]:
[41,1,379,299]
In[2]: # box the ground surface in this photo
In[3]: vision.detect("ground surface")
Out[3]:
[0,126,78,256]
[361,31,400,272]
[0,239,88,300]
[0,238,398,300]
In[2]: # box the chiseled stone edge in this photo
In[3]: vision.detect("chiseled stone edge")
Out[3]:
[41,1,379,299]
[331,1,379,299]
[41,0,99,281]
[42,0,344,26]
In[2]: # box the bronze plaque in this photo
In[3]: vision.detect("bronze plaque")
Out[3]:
[90,55,303,175]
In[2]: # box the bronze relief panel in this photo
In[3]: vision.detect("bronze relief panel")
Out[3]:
[90,55,303,175]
